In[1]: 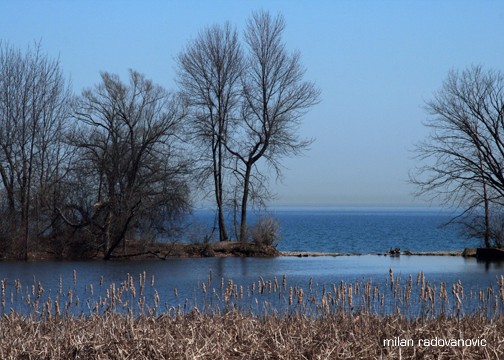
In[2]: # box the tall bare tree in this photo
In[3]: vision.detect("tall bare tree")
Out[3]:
[177,23,243,242]
[412,65,504,248]
[0,42,72,259]
[67,70,190,259]
[226,11,320,241]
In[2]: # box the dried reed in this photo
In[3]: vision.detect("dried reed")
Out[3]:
[0,270,502,359]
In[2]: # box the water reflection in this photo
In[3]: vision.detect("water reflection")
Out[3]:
[476,258,504,272]
[0,256,502,287]
[0,256,502,316]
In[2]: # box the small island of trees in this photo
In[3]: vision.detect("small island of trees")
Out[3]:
[0,11,320,260]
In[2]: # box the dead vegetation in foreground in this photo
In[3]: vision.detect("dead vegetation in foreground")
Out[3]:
[0,271,503,359]
[0,311,502,359]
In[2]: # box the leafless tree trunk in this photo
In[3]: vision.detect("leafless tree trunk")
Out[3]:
[69,70,190,259]
[177,23,243,242]
[412,65,504,248]
[0,42,71,259]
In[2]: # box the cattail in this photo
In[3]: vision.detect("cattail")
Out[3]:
[457,280,464,299]
[130,280,136,298]
[373,286,379,301]
[139,271,146,296]
[309,277,313,293]
[325,291,331,303]
[93,302,99,315]
[45,299,52,320]
[500,278,504,304]
[282,275,287,290]
[67,288,73,307]
[73,270,77,287]
[226,279,233,296]
[439,282,447,302]
[455,292,461,310]
[289,287,293,306]
[37,282,44,298]
[110,283,115,304]
[297,288,304,305]
[487,287,493,301]
[55,299,61,317]
[1,279,5,308]
[154,290,160,309]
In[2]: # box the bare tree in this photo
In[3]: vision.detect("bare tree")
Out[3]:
[0,42,72,259]
[226,11,320,241]
[177,23,243,242]
[67,70,190,259]
[412,65,504,248]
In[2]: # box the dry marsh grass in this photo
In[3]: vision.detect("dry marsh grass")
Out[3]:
[1,311,503,359]
[0,270,503,359]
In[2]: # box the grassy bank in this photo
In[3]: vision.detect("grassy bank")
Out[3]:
[1,271,503,359]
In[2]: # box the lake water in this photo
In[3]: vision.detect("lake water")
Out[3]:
[189,207,481,253]
[0,208,502,317]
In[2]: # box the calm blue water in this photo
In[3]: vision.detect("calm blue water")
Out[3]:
[0,208,500,317]
[0,256,502,317]
[187,207,480,253]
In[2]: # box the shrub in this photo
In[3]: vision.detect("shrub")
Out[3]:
[249,217,280,247]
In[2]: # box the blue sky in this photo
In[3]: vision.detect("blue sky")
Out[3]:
[2,1,503,207]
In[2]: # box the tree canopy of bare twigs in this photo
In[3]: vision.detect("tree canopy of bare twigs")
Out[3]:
[0,41,72,259]
[412,65,504,248]
[231,11,320,241]
[177,22,243,242]
[66,70,190,259]
[177,11,320,242]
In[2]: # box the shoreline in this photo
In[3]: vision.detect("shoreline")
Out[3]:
[7,241,504,261]
[280,250,464,257]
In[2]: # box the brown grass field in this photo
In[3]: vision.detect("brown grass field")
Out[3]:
[0,271,503,359]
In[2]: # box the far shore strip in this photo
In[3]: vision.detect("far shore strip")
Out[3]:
[280,250,463,257]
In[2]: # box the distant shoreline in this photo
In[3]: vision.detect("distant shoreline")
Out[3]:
[280,250,463,257]
[10,243,504,261]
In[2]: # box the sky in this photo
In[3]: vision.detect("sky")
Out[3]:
[1,1,503,208]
